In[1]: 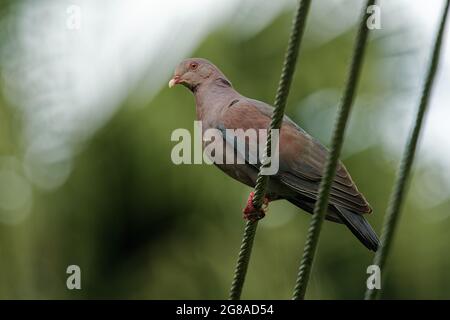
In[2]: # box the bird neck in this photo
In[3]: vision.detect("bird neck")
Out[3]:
[194,77,240,121]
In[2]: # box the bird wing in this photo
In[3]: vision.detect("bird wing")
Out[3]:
[218,98,372,215]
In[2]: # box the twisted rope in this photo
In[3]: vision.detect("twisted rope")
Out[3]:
[365,0,450,300]
[292,0,375,300]
[252,0,311,208]
[229,0,312,300]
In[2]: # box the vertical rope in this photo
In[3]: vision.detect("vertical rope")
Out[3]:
[228,220,258,300]
[229,0,312,300]
[253,0,312,208]
[365,0,450,300]
[292,0,375,300]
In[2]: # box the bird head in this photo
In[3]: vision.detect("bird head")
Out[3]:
[168,58,229,92]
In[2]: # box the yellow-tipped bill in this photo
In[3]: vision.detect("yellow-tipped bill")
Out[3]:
[168,78,177,88]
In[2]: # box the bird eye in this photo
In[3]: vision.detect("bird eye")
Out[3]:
[190,62,198,70]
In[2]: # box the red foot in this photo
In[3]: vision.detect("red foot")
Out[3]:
[243,192,270,222]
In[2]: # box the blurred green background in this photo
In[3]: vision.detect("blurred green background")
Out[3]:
[0,0,449,299]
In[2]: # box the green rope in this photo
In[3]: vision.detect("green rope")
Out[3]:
[292,0,375,300]
[365,0,450,300]
[228,220,259,300]
[252,0,311,208]
[228,0,311,300]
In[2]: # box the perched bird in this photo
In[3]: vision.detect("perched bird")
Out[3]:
[169,58,379,251]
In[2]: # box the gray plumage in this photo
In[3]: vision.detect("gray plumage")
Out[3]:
[169,58,379,251]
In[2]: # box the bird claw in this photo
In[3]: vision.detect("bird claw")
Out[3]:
[242,192,269,222]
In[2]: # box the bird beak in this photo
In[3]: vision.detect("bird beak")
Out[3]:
[168,75,181,88]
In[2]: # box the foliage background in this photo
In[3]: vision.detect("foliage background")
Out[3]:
[0,0,449,299]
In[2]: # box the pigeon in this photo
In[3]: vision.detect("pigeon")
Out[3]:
[169,58,379,251]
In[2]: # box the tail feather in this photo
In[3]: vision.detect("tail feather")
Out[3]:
[335,206,379,252]
[287,197,379,251]
[287,197,342,223]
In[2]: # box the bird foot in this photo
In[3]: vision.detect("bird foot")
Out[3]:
[243,192,269,222]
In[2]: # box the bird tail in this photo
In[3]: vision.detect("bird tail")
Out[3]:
[286,197,342,223]
[335,206,379,252]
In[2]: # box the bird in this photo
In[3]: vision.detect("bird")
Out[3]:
[168,58,379,251]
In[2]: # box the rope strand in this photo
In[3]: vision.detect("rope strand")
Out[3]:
[292,0,375,300]
[365,0,450,300]
[229,0,312,300]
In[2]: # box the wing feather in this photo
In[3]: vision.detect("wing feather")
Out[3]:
[218,99,372,214]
